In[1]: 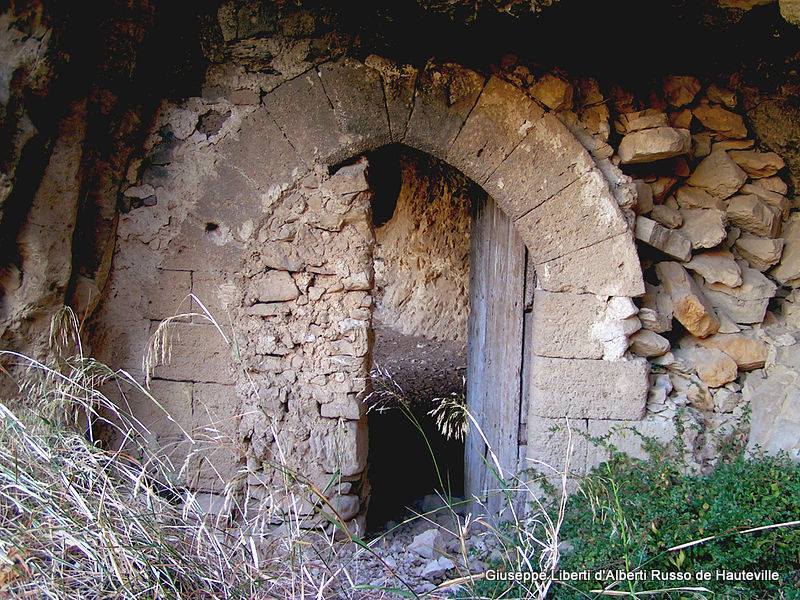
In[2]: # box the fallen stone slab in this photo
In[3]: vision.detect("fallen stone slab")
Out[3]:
[728,150,785,178]
[663,75,701,107]
[650,204,683,228]
[739,183,791,218]
[692,102,748,138]
[656,261,720,337]
[629,329,671,357]
[727,194,781,238]
[639,282,674,333]
[636,216,692,261]
[703,264,777,324]
[695,333,768,370]
[734,234,784,271]
[618,127,691,164]
[772,214,800,286]
[675,185,726,210]
[686,150,747,199]
[686,347,739,388]
[685,249,742,287]
[678,208,728,250]
[615,109,669,134]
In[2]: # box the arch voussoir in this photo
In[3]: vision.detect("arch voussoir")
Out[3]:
[515,167,630,264]
[403,62,486,161]
[365,55,418,143]
[318,59,392,159]
[537,232,646,297]
[446,75,544,186]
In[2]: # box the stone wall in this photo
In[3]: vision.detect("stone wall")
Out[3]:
[92,103,377,527]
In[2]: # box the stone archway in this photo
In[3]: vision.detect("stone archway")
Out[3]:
[92,56,648,530]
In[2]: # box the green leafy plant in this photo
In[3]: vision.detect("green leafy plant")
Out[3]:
[556,445,800,598]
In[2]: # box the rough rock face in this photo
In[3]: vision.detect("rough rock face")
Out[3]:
[373,154,472,343]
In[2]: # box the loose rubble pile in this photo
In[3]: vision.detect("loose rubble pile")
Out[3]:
[594,75,798,466]
[496,59,800,467]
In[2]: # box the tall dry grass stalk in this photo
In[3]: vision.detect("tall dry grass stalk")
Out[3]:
[0,304,576,598]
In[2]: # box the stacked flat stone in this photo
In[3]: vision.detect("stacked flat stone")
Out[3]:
[605,74,794,466]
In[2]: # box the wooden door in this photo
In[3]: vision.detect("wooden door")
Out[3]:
[465,194,532,517]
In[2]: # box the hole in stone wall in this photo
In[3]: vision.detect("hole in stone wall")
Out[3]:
[205,222,219,233]
[364,145,479,532]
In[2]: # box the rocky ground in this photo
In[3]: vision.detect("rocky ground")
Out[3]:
[310,494,505,599]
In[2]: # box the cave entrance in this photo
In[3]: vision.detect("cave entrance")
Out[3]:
[364,145,477,531]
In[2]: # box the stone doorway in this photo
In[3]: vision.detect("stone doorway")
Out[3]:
[364,146,479,530]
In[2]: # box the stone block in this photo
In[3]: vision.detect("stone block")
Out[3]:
[656,261,720,338]
[189,383,242,491]
[263,71,342,166]
[524,416,588,476]
[247,271,299,304]
[192,272,239,322]
[150,322,236,384]
[160,163,259,272]
[528,356,649,419]
[745,365,800,460]
[515,168,628,264]
[635,216,692,261]
[535,232,645,297]
[531,291,606,359]
[404,63,485,160]
[318,59,392,157]
[447,76,544,185]
[365,55,418,142]
[486,113,594,220]
[586,418,677,470]
[618,127,690,164]
[320,393,365,420]
[139,269,192,320]
[114,380,193,479]
[318,418,368,477]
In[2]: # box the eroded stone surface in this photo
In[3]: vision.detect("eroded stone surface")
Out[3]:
[528,356,649,419]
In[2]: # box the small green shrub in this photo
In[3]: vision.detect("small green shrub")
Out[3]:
[556,450,800,598]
